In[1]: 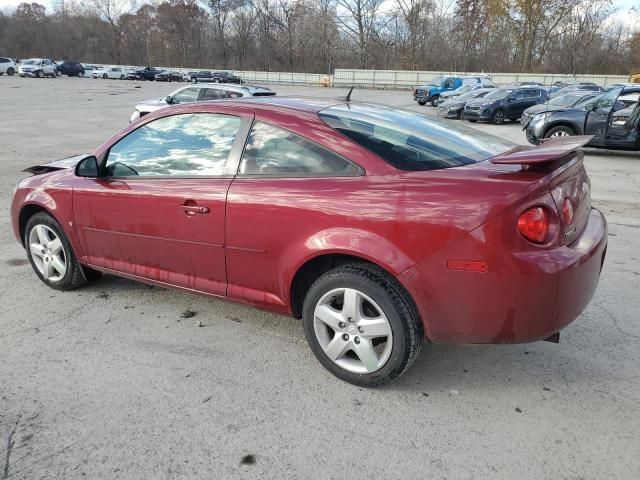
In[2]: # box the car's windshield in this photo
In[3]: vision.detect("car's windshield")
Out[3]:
[550,94,584,106]
[484,89,512,99]
[456,91,480,101]
[23,59,38,65]
[319,103,515,171]
[453,85,472,94]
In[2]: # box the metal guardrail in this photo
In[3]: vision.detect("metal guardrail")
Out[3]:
[83,64,630,88]
[333,69,630,88]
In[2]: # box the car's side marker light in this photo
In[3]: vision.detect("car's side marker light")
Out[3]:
[447,260,488,273]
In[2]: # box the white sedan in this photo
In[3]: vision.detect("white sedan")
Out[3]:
[91,66,127,80]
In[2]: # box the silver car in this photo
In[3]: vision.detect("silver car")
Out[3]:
[129,83,276,123]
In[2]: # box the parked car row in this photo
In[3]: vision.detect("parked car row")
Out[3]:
[0,57,244,83]
[413,75,495,106]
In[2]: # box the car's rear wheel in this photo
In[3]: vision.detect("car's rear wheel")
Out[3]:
[302,263,423,387]
[77,71,84,77]
[25,213,88,291]
[492,109,506,124]
[103,73,108,79]
[7,67,15,76]
[544,125,575,139]
[120,74,125,80]
[418,100,426,106]
[36,70,44,78]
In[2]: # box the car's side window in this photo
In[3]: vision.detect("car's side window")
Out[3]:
[595,88,621,110]
[172,87,200,104]
[239,121,360,176]
[510,91,525,100]
[104,113,242,178]
[201,88,221,100]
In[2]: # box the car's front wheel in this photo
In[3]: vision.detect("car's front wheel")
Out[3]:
[302,263,423,387]
[25,213,89,291]
[492,109,506,124]
[544,125,575,139]
[430,96,440,107]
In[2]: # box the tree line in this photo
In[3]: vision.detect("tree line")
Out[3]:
[0,0,639,75]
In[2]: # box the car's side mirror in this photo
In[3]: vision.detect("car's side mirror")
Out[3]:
[76,155,99,178]
[165,95,173,104]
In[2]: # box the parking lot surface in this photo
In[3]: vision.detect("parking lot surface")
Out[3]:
[1,77,639,479]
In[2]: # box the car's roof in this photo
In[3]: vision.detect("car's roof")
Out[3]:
[213,96,343,113]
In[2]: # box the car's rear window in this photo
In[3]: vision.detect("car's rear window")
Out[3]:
[318,103,515,171]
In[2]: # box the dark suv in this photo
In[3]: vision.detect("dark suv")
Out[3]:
[463,87,549,124]
[56,61,85,77]
[191,71,241,84]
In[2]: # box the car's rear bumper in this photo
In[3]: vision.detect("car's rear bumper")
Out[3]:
[398,208,607,344]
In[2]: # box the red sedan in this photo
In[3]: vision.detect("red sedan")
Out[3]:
[11,98,607,386]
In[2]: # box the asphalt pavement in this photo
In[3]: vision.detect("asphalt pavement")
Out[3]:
[0,77,639,479]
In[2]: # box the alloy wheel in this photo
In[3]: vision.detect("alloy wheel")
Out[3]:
[28,224,67,282]
[550,130,570,137]
[493,111,505,124]
[313,287,393,374]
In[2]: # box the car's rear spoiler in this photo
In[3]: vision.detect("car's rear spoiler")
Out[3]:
[490,135,592,166]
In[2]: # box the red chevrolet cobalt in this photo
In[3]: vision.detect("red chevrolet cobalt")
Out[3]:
[11,98,607,386]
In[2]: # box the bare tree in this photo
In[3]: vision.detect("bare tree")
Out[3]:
[335,0,384,68]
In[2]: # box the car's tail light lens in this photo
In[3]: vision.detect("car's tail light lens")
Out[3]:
[561,198,574,225]
[517,207,550,243]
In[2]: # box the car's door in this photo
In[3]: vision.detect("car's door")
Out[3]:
[72,111,253,295]
[225,120,362,310]
[584,87,622,146]
[505,90,527,119]
[603,93,640,149]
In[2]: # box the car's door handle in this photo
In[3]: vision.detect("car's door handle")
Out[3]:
[179,204,210,215]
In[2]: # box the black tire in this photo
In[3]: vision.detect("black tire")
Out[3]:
[77,71,84,77]
[213,78,220,83]
[417,100,426,106]
[103,73,108,79]
[120,74,125,80]
[192,78,197,83]
[543,125,576,139]
[430,96,440,107]
[36,70,44,78]
[7,67,15,76]
[468,119,477,122]
[302,263,423,387]
[491,109,506,124]
[24,212,87,291]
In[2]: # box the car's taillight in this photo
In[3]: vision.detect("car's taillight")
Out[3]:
[561,198,574,225]
[517,207,550,244]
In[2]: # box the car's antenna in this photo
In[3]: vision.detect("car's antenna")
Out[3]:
[338,86,354,102]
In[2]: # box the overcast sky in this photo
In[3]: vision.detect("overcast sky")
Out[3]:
[0,0,638,18]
